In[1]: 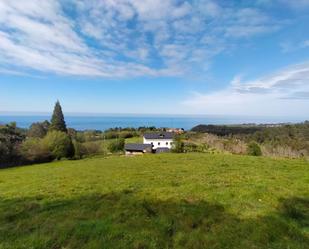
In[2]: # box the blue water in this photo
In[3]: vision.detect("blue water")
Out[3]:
[0,115,305,131]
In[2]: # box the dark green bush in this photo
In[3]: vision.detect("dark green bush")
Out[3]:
[247,142,262,156]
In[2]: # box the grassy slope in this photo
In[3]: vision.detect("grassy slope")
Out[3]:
[0,154,308,249]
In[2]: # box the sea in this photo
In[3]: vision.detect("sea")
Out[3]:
[0,114,306,131]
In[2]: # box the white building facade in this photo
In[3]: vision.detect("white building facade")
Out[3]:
[143,132,174,150]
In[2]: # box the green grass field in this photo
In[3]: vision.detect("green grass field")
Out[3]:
[0,154,308,249]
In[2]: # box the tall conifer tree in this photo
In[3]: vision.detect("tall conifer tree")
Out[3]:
[49,101,67,132]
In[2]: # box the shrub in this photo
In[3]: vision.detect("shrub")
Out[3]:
[119,131,135,139]
[0,141,10,163]
[247,142,262,156]
[108,138,125,153]
[27,121,50,138]
[72,140,83,159]
[20,138,52,163]
[43,131,74,160]
[82,141,102,156]
[172,136,184,153]
[104,131,118,140]
[184,142,198,152]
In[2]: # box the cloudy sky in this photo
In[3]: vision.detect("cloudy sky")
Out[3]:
[0,0,308,117]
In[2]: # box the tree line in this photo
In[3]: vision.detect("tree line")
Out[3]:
[0,102,173,168]
[190,122,309,158]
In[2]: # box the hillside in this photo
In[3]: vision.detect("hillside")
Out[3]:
[0,154,308,249]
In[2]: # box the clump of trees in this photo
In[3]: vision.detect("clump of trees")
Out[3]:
[20,101,74,163]
[1,101,149,167]
[190,122,309,158]
[192,124,263,136]
[27,120,50,138]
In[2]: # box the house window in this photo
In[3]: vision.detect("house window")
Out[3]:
[166,142,168,145]
[158,142,160,146]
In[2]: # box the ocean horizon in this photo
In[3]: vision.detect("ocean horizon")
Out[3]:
[0,114,306,131]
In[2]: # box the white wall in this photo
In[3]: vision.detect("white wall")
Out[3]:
[143,138,173,149]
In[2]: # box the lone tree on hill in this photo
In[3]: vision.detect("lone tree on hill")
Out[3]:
[49,101,67,132]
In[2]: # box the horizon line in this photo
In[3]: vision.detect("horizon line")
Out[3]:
[0,111,307,119]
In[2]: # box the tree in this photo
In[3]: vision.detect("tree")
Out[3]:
[0,123,25,165]
[43,131,74,160]
[20,138,52,162]
[49,101,67,132]
[172,136,184,153]
[28,120,50,138]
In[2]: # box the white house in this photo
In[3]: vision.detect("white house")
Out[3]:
[143,132,174,150]
[124,132,175,155]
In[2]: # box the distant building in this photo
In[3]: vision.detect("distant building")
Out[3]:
[125,132,175,155]
[166,128,184,134]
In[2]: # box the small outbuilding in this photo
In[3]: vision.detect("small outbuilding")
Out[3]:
[124,143,153,155]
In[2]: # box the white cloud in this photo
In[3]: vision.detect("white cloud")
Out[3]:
[183,62,309,116]
[0,0,287,77]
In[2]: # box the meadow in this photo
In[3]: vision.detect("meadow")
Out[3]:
[0,153,308,249]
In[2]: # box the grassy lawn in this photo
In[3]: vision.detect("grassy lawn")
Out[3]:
[125,136,143,143]
[0,154,308,249]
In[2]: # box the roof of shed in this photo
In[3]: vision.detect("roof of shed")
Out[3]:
[125,143,152,151]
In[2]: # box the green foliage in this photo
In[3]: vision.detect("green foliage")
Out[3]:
[49,101,67,132]
[247,141,262,156]
[250,123,309,152]
[108,138,125,153]
[43,131,74,160]
[104,131,118,139]
[20,138,51,162]
[0,123,25,165]
[72,140,83,159]
[184,142,209,152]
[27,120,50,138]
[82,141,102,156]
[67,128,77,139]
[0,154,308,248]
[119,131,135,139]
[191,122,309,157]
[73,140,102,159]
[172,136,184,153]
[192,124,262,136]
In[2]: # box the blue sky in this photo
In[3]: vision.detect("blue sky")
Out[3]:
[0,0,309,117]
